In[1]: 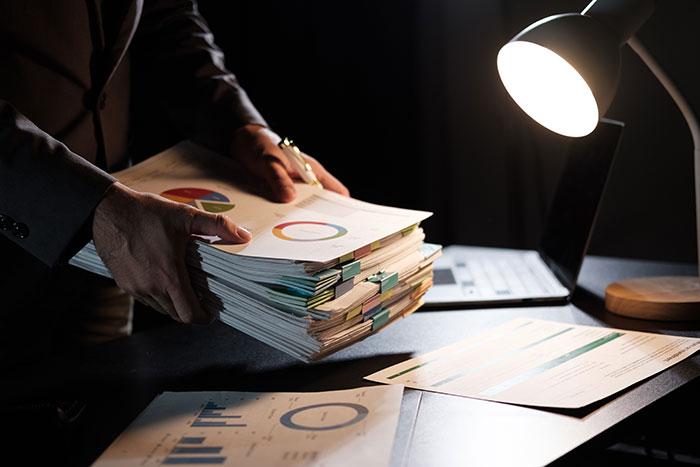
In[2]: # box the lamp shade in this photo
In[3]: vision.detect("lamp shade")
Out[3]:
[497,14,621,137]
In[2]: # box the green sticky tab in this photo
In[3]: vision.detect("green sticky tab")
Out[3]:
[380,271,399,292]
[367,270,398,292]
[341,260,361,281]
[371,308,390,331]
[367,269,386,284]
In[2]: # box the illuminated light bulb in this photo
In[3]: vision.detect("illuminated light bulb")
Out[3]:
[497,41,599,137]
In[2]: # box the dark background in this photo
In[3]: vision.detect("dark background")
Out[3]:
[197,0,700,263]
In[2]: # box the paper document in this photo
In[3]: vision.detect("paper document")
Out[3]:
[94,385,404,466]
[70,141,439,362]
[365,318,700,408]
[115,141,431,263]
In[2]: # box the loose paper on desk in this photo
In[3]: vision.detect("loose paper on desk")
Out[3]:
[114,141,430,263]
[93,385,403,467]
[365,318,700,409]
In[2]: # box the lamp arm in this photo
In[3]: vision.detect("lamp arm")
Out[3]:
[627,35,700,275]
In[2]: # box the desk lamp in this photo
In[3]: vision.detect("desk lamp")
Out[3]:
[496,0,700,320]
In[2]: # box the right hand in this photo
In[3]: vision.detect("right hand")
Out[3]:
[92,182,251,324]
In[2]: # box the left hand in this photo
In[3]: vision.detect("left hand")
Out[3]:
[229,124,350,202]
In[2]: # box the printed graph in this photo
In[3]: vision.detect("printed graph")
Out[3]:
[272,221,348,242]
[161,187,235,213]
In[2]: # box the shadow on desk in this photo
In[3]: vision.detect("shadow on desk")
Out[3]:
[3,319,413,466]
[4,255,700,466]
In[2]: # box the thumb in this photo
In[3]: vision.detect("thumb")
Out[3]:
[189,211,252,244]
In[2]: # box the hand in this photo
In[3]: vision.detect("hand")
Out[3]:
[92,182,252,324]
[229,124,350,202]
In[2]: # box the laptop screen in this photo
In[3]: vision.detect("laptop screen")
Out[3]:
[538,118,624,292]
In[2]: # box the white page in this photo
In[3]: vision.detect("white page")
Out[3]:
[94,385,403,467]
[365,318,700,408]
[114,141,431,263]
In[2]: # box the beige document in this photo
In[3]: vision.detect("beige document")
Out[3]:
[365,318,700,408]
[94,385,403,466]
[113,141,431,263]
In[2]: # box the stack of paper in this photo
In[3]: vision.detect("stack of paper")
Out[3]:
[70,141,439,361]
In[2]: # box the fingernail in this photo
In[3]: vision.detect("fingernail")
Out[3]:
[237,225,252,241]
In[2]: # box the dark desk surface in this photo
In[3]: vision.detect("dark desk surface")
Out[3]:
[8,256,700,466]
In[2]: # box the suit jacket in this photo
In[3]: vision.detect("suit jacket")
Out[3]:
[0,0,266,308]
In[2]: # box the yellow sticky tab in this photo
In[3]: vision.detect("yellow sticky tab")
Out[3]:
[410,272,433,288]
[339,252,354,263]
[380,289,393,302]
[401,223,419,236]
[370,240,381,251]
[345,305,362,321]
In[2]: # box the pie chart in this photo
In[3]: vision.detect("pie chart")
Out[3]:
[160,187,235,213]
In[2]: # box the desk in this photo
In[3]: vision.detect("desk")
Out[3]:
[7,256,700,466]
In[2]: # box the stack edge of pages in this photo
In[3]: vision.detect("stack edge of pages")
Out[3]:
[71,141,440,361]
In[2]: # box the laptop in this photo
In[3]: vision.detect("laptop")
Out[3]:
[424,118,624,307]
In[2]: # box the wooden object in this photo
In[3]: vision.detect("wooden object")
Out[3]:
[606,275,700,320]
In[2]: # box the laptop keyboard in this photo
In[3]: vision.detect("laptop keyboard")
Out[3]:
[453,255,554,299]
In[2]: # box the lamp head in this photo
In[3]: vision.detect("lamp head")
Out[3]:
[497,13,621,137]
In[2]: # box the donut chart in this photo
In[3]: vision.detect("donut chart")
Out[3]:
[279,402,369,431]
[272,221,348,242]
[161,187,235,213]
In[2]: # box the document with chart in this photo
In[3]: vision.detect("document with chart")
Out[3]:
[70,141,440,362]
[111,140,431,263]
[93,385,403,467]
[366,318,700,408]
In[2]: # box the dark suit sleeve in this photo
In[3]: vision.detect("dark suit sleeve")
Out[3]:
[0,101,116,267]
[133,0,268,155]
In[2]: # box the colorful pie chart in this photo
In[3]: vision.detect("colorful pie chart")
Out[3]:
[160,187,235,213]
[273,221,348,242]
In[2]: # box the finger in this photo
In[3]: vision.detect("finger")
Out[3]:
[152,289,183,323]
[168,264,214,325]
[135,292,182,323]
[304,156,350,196]
[317,169,350,196]
[134,294,165,315]
[257,153,297,202]
[188,209,252,243]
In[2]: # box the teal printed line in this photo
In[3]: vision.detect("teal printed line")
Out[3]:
[431,327,574,387]
[386,320,534,380]
[480,332,625,396]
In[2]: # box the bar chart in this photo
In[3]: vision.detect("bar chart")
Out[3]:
[93,386,403,466]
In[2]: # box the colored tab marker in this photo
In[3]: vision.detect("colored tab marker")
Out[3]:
[345,304,362,322]
[335,278,355,298]
[412,279,434,299]
[367,270,399,292]
[363,303,383,321]
[401,223,419,236]
[362,294,382,314]
[339,252,354,263]
[380,289,394,302]
[341,260,361,281]
[354,244,372,259]
[380,271,399,292]
[371,308,390,330]
[371,240,381,251]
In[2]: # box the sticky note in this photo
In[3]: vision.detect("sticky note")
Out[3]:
[345,305,362,321]
[335,278,355,298]
[354,244,372,259]
[371,309,390,330]
[339,252,354,263]
[362,294,382,314]
[342,260,361,281]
